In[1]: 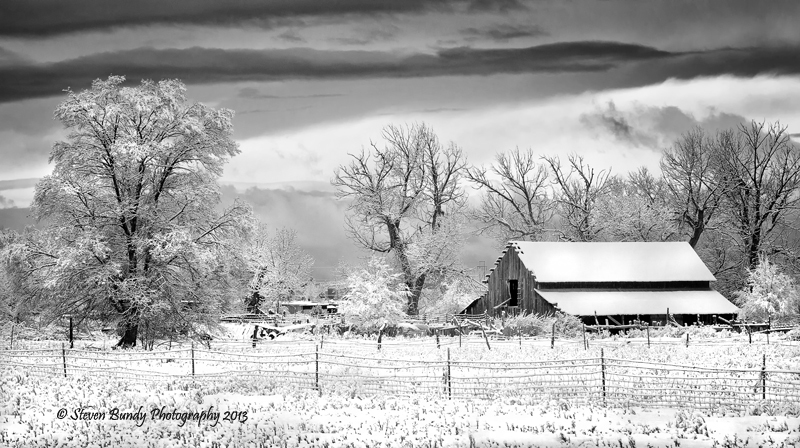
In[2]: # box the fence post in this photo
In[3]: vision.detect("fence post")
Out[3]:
[252,325,258,349]
[519,328,522,348]
[686,332,689,348]
[62,342,67,378]
[69,316,74,349]
[761,353,766,401]
[646,326,650,348]
[551,322,555,349]
[600,348,606,407]
[377,328,383,351]
[190,342,195,377]
[480,326,491,351]
[316,344,320,394]
[436,331,440,349]
[9,322,14,350]
[320,334,324,350]
[446,347,451,400]
[748,327,752,344]
[582,324,587,350]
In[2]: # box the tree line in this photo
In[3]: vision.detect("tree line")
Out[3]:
[1,77,799,347]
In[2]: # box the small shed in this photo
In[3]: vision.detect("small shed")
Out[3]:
[462,241,738,325]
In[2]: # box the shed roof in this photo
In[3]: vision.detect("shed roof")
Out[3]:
[509,241,716,283]
[536,289,738,316]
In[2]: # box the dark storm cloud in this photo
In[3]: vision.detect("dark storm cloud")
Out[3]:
[580,101,657,148]
[0,41,668,103]
[2,42,800,103]
[0,0,517,37]
[581,102,749,150]
[459,24,548,42]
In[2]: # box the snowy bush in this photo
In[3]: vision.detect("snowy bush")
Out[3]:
[734,258,800,322]
[502,311,583,337]
[339,257,409,331]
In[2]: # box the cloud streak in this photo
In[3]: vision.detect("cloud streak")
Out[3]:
[2,42,800,103]
[0,0,522,36]
[459,24,548,42]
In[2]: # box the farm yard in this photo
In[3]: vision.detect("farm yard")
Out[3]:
[3,327,800,447]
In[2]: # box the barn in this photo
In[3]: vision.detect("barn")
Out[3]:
[462,241,739,326]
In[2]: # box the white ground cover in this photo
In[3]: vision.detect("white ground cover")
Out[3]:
[2,372,800,448]
[2,333,800,447]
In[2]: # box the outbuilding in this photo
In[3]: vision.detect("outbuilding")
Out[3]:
[462,241,738,326]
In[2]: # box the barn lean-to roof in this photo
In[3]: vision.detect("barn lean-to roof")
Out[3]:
[508,241,716,283]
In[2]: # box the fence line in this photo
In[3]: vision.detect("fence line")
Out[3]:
[2,344,799,412]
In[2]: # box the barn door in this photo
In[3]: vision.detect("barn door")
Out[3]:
[508,279,519,307]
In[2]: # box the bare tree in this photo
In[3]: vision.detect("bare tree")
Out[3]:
[466,148,555,244]
[713,121,800,270]
[332,123,466,315]
[661,128,725,248]
[596,173,676,242]
[246,224,314,314]
[542,154,611,241]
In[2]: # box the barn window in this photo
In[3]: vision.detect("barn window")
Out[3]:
[508,279,519,307]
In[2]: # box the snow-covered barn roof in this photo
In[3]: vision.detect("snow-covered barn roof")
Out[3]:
[508,241,716,283]
[536,289,738,315]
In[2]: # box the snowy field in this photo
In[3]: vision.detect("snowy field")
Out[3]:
[2,330,800,447]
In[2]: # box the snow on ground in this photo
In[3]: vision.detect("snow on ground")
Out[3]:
[2,335,800,447]
[3,371,800,447]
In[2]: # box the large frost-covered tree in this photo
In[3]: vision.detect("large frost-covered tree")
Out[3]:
[332,123,467,315]
[6,76,251,347]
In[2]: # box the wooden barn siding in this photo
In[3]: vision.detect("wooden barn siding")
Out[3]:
[481,248,555,316]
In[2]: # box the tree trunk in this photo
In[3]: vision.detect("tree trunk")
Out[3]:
[246,291,263,313]
[406,273,427,316]
[116,319,138,348]
[687,209,705,248]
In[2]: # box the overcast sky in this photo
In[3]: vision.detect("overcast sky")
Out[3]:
[2,0,800,279]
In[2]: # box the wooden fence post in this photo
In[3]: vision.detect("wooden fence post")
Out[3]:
[436,331,440,349]
[446,348,451,400]
[190,342,195,377]
[69,316,74,349]
[320,334,324,350]
[761,353,766,401]
[252,325,258,349]
[9,323,14,350]
[686,332,689,348]
[600,348,606,407]
[582,324,587,350]
[646,326,650,348]
[377,327,383,351]
[551,322,555,349]
[480,325,491,351]
[316,344,320,394]
[62,342,67,378]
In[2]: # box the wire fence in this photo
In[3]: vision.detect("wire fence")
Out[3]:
[2,340,799,412]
